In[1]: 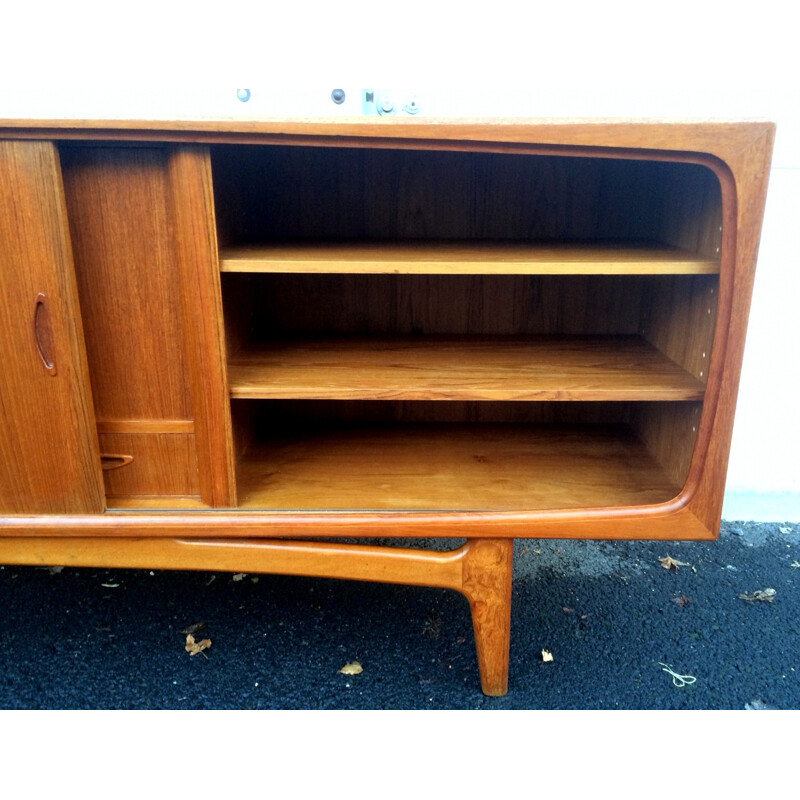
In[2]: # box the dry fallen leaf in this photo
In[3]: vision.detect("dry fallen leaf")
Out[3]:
[671,595,691,606]
[541,649,554,662]
[339,661,363,675]
[738,588,776,603]
[659,555,691,571]
[185,633,212,656]
[232,573,246,581]
[562,607,574,614]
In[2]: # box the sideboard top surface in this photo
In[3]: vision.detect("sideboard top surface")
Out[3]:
[0,117,775,163]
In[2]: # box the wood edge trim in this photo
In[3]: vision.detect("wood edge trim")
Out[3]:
[0,118,777,157]
[0,124,777,180]
[678,127,776,531]
[167,145,237,506]
[97,420,195,434]
[666,153,738,517]
[0,500,716,539]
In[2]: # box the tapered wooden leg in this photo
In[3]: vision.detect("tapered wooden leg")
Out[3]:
[460,539,513,696]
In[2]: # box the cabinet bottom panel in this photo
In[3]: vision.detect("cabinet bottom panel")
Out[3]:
[235,423,680,511]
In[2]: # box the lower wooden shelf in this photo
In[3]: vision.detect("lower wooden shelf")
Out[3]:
[235,423,680,511]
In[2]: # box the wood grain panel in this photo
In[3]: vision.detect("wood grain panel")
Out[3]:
[632,402,703,490]
[236,424,679,510]
[228,336,705,401]
[226,273,648,341]
[0,140,104,513]
[59,146,192,421]
[168,145,237,506]
[99,432,200,499]
[219,241,719,275]
[233,399,635,428]
[210,145,717,248]
[641,274,718,383]
[655,161,723,258]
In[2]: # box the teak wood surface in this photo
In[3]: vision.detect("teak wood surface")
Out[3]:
[0,140,104,514]
[227,335,706,401]
[0,118,775,696]
[0,116,775,542]
[219,241,719,275]
[235,424,679,511]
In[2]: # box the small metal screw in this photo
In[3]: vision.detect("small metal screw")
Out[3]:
[331,89,346,105]
[237,89,251,102]
[403,96,421,115]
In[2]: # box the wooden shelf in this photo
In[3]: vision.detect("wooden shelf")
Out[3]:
[235,424,680,510]
[227,336,705,401]
[219,241,719,275]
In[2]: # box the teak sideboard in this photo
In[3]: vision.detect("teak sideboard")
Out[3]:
[0,117,774,696]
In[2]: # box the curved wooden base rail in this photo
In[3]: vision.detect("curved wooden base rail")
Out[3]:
[0,536,513,696]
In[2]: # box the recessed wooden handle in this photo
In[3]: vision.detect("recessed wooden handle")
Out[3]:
[100,453,134,471]
[33,292,57,376]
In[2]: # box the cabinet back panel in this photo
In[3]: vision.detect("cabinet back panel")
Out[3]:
[211,144,719,247]
[225,274,647,340]
[60,146,192,422]
[234,399,635,430]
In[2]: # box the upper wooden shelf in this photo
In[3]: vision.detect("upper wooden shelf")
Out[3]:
[228,335,706,402]
[218,241,719,276]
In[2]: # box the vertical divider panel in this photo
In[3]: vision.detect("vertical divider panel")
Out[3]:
[168,146,237,507]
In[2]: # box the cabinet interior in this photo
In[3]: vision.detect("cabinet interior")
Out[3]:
[209,143,721,512]
[52,140,723,512]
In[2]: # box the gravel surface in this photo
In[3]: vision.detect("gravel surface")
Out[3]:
[1,520,797,709]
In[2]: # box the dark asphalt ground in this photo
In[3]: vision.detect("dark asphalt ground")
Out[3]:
[1,519,798,709]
